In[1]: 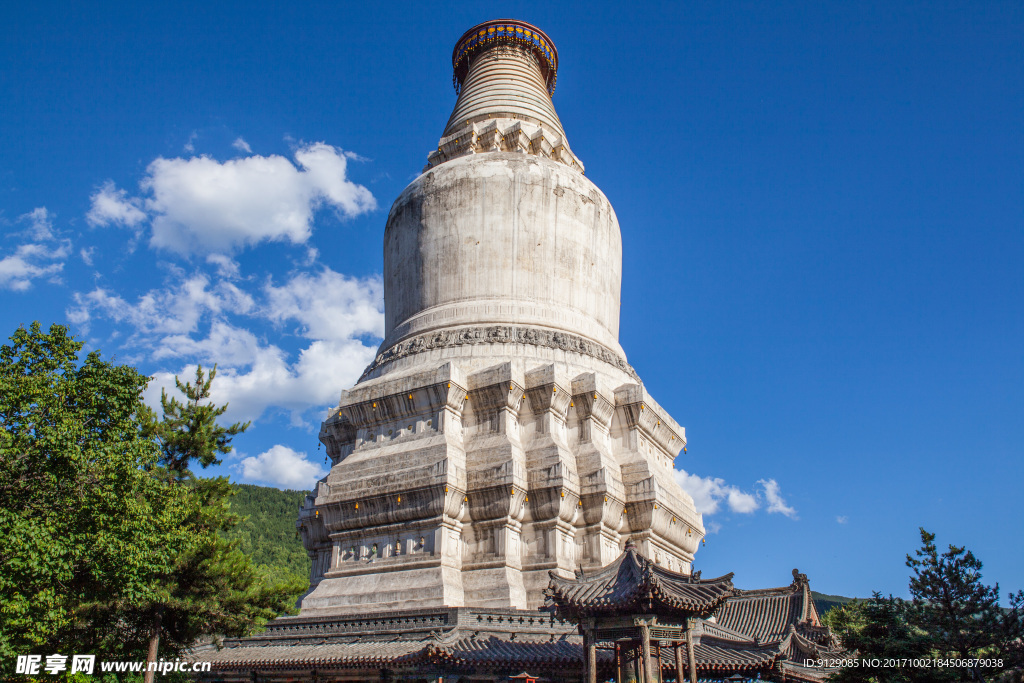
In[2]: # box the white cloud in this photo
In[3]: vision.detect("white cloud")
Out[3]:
[75,260,384,425]
[22,207,54,240]
[0,208,71,291]
[232,137,253,153]
[0,244,67,291]
[86,181,147,228]
[142,142,376,254]
[151,319,267,366]
[726,488,760,513]
[264,269,384,341]
[69,274,255,337]
[80,266,383,423]
[147,335,376,425]
[758,478,798,518]
[206,253,240,279]
[674,468,798,521]
[674,468,761,516]
[836,515,848,524]
[184,132,197,153]
[238,444,325,490]
[80,247,95,266]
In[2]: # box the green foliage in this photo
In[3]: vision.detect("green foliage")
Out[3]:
[824,594,931,682]
[140,365,249,475]
[130,365,303,663]
[0,323,305,678]
[226,485,310,588]
[0,323,196,664]
[906,528,1005,662]
[825,529,1024,683]
[999,591,1024,673]
[814,590,859,616]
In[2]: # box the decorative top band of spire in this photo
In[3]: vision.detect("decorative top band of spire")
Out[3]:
[452,20,558,95]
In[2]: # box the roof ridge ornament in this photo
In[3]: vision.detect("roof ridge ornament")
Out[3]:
[791,568,809,587]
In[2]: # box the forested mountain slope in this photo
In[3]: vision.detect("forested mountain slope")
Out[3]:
[227,484,311,587]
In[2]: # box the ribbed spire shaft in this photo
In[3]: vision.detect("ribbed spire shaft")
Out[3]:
[425,20,583,173]
[443,46,566,139]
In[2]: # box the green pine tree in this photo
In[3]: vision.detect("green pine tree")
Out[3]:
[824,594,930,682]
[825,530,1023,683]
[140,364,248,475]
[135,365,302,681]
[907,528,1020,682]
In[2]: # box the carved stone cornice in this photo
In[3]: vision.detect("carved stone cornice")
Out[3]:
[524,371,571,418]
[360,324,638,382]
[615,385,685,458]
[426,118,584,172]
[572,387,615,430]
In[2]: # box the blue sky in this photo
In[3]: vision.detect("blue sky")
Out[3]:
[2,1,1021,602]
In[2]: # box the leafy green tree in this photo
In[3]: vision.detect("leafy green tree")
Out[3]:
[0,325,302,682]
[227,484,311,588]
[0,323,196,666]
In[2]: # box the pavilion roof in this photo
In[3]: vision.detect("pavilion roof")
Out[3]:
[544,540,734,620]
[713,569,833,647]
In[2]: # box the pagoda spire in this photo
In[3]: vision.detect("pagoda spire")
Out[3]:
[426,19,583,172]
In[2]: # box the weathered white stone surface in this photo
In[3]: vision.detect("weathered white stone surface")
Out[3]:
[428,45,583,172]
[382,153,623,360]
[303,357,702,614]
[297,23,705,617]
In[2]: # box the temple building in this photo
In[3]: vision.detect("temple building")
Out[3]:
[191,19,845,682]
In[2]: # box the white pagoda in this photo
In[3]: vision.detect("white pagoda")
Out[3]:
[298,19,705,617]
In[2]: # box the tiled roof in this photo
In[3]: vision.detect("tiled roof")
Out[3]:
[429,633,583,668]
[197,635,426,670]
[778,659,840,683]
[690,571,845,682]
[713,570,820,643]
[699,618,756,643]
[652,636,779,672]
[545,542,734,619]
[715,590,805,642]
[780,625,844,662]
[193,627,785,675]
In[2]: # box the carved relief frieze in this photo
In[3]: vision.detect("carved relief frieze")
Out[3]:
[360,324,639,382]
